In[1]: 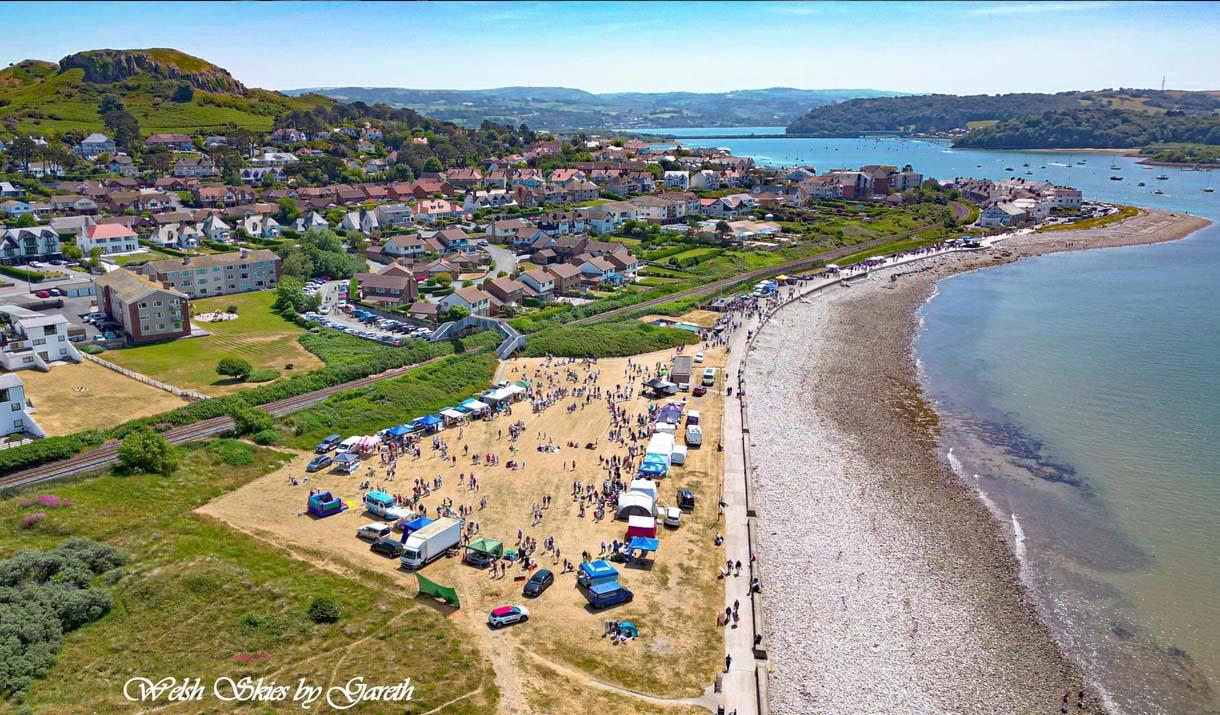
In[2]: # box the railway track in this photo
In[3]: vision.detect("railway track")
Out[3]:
[572,201,968,326]
[0,358,441,490]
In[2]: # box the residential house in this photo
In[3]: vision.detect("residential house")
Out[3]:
[979,202,1026,228]
[796,175,843,202]
[405,301,439,323]
[629,195,686,224]
[1048,187,1083,209]
[784,167,817,182]
[250,151,300,168]
[341,209,380,235]
[536,211,586,237]
[0,182,23,198]
[240,166,285,184]
[78,223,139,255]
[0,227,61,267]
[484,277,526,306]
[373,203,414,229]
[142,248,281,297]
[0,374,43,438]
[446,167,483,188]
[439,286,491,317]
[418,258,461,282]
[578,256,619,284]
[48,195,98,214]
[0,201,33,219]
[239,214,282,239]
[604,252,639,278]
[49,216,93,236]
[663,170,690,190]
[382,234,426,260]
[94,269,191,345]
[544,262,582,295]
[0,305,82,372]
[77,133,115,158]
[173,155,217,178]
[146,134,194,152]
[463,189,516,211]
[107,154,138,177]
[201,214,232,242]
[356,270,418,307]
[825,170,873,200]
[27,162,64,179]
[429,227,471,252]
[153,222,200,251]
[519,268,556,299]
[193,185,255,207]
[293,210,330,233]
[489,218,531,243]
[414,199,464,223]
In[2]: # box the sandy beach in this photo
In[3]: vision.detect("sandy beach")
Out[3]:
[742,208,1210,714]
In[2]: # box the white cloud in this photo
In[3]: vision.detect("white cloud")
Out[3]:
[967,1,1113,16]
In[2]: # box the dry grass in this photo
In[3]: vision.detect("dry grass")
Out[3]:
[17,360,188,436]
[200,348,728,712]
[639,310,720,328]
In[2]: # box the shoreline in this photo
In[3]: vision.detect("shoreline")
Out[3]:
[740,208,1210,713]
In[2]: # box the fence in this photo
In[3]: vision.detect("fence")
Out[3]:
[81,352,211,402]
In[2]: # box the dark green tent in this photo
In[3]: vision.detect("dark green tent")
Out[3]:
[415,572,460,608]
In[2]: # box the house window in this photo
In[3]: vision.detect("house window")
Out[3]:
[13,419,23,429]
[10,403,19,411]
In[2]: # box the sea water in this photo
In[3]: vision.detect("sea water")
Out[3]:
[663,132,1220,713]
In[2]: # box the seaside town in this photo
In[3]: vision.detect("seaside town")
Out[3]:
[2,4,1219,714]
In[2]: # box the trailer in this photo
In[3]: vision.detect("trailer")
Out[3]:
[399,517,462,570]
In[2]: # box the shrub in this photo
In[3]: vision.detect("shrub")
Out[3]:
[225,304,238,314]
[246,369,279,383]
[20,512,46,529]
[307,597,340,624]
[522,321,699,358]
[204,439,255,466]
[0,539,123,694]
[116,430,179,476]
[251,429,279,446]
[216,357,252,381]
[78,344,104,355]
[0,265,49,282]
[229,406,274,436]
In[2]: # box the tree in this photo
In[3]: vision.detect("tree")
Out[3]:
[446,305,470,322]
[62,244,83,262]
[422,156,443,173]
[230,406,274,436]
[11,213,36,228]
[281,251,314,279]
[216,357,253,381]
[98,94,124,114]
[102,108,140,152]
[434,273,453,287]
[172,82,194,103]
[276,197,300,225]
[6,136,36,173]
[117,430,180,476]
[88,247,103,272]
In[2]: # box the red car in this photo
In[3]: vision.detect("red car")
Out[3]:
[34,290,51,298]
[693,385,707,397]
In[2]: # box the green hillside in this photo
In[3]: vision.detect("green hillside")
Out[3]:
[0,49,333,136]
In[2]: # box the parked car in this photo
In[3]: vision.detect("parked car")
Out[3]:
[694,352,705,363]
[522,569,554,597]
[487,605,529,628]
[315,434,342,453]
[663,507,682,528]
[677,488,696,511]
[34,291,50,298]
[693,385,707,397]
[306,455,333,472]
[357,523,393,541]
[370,537,404,557]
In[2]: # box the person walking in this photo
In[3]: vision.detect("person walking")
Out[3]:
[724,654,732,672]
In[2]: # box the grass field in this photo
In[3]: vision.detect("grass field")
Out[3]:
[0,444,498,713]
[107,249,175,267]
[1039,205,1140,233]
[18,361,188,436]
[105,291,323,395]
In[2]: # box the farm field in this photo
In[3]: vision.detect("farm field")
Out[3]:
[0,443,498,713]
[200,348,728,712]
[104,290,323,395]
[18,360,188,436]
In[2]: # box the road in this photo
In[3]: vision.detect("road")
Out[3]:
[480,243,517,285]
[572,201,967,327]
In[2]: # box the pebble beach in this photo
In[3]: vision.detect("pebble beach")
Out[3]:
[742,209,1209,714]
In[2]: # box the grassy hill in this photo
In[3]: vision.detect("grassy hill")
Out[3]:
[0,49,333,136]
[786,89,1220,139]
[284,85,906,130]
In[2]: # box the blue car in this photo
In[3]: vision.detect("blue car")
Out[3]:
[306,455,333,473]
[315,434,341,453]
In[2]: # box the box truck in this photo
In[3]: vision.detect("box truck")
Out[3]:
[399,517,462,570]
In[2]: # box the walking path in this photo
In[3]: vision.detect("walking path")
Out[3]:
[715,238,1002,715]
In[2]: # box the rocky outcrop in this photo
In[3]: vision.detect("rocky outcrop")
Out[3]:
[58,49,246,95]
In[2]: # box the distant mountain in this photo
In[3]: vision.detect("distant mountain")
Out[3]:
[0,48,333,136]
[282,85,905,130]
[786,89,1220,148]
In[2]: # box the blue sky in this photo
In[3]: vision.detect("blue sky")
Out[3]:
[4,1,1219,94]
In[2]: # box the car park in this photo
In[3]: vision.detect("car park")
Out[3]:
[370,537,404,557]
[306,455,333,472]
[487,605,529,628]
[522,569,554,597]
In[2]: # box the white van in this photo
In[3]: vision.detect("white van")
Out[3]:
[701,368,716,387]
[685,424,703,447]
[336,436,362,454]
[357,523,393,541]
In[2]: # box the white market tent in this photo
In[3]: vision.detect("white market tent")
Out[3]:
[628,479,658,501]
[440,408,467,423]
[462,399,490,414]
[616,491,656,519]
[483,387,516,405]
[654,422,676,435]
[670,445,688,465]
[646,433,675,463]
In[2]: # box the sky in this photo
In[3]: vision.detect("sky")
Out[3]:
[4,1,1220,95]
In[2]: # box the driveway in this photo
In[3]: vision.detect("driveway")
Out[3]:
[484,243,516,280]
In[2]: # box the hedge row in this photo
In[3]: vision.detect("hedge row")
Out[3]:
[0,265,50,282]
[521,320,700,358]
[0,431,106,476]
